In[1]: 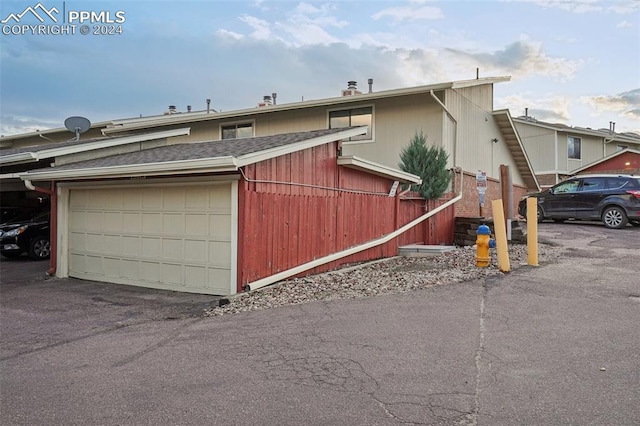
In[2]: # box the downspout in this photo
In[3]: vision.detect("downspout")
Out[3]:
[430,90,458,169]
[24,180,57,276]
[244,168,463,292]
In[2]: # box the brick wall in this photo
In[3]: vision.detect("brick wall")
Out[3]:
[536,173,557,187]
[453,170,528,219]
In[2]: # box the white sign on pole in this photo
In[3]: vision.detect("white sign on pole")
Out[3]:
[476,171,487,204]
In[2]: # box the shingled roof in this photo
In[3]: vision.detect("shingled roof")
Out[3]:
[19,127,376,181]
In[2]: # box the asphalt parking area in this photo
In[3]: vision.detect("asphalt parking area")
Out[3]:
[0,257,218,360]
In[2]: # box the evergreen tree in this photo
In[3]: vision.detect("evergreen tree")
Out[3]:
[399,132,451,200]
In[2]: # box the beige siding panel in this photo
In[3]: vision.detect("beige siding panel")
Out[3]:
[68,183,233,295]
[514,122,557,172]
[445,87,526,184]
[342,94,443,168]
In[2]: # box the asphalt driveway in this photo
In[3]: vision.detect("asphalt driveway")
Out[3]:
[1,222,639,425]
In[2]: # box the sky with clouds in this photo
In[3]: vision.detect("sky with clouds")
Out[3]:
[1,0,638,137]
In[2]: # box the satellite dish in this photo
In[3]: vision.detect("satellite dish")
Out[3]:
[64,116,91,141]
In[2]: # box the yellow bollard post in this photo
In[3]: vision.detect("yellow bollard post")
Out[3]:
[526,197,539,266]
[491,199,511,273]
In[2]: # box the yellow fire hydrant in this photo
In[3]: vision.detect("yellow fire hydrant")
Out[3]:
[475,224,495,267]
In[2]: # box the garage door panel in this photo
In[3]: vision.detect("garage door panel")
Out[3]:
[122,236,140,256]
[87,212,103,231]
[162,263,182,285]
[123,190,143,209]
[69,184,233,295]
[142,191,162,209]
[209,241,231,266]
[70,210,87,229]
[123,213,142,232]
[162,213,185,235]
[86,255,103,274]
[210,215,231,237]
[140,261,161,282]
[163,190,185,209]
[69,232,86,251]
[104,212,122,232]
[186,188,209,209]
[103,258,121,277]
[185,239,207,262]
[162,238,183,260]
[142,213,162,233]
[185,214,207,235]
[141,237,161,258]
[87,233,104,252]
[103,234,121,255]
[121,259,139,279]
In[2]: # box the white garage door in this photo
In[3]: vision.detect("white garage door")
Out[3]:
[68,183,234,295]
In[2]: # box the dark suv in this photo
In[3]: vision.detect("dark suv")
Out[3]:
[0,210,51,260]
[519,174,640,229]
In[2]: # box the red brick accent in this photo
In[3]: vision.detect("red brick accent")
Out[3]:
[453,170,528,219]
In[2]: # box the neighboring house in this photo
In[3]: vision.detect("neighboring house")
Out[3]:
[571,148,640,175]
[513,117,640,188]
[2,76,539,217]
[17,127,436,296]
[1,76,541,296]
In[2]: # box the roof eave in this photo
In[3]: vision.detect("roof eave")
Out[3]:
[0,152,38,165]
[19,156,238,181]
[337,155,422,184]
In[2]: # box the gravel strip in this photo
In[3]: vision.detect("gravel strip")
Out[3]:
[204,243,563,317]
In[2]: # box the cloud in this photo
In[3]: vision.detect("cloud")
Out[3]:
[0,115,61,137]
[616,20,632,28]
[510,0,639,14]
[445,39,583,81]
[216,29,244,40]
[580,89,640,119]
[239,14,272,40]
[497,93,571,122]
[372,3,444,22]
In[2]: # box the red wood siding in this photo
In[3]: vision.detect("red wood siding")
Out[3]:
[235,141,456,291]
[580,152,640,174]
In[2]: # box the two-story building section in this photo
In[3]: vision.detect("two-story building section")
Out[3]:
[513,117,640,188]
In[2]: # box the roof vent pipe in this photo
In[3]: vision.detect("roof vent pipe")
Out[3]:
[368,78,373,93]
[525,107,528,117]
[272,93,277,105]
[168,105,177,114]
[187,105,192,113]
[611,122,615,134]
[206,99,211,114]
[263,95,272,105]
[347,81,357,90]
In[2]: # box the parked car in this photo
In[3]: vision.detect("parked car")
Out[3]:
[0,211,51,260]
[518,174,640,229]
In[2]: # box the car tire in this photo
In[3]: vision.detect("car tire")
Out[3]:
[602,206,628,229]
[630,220,640,227]
[553,218,566,223]
[28,236,50,260]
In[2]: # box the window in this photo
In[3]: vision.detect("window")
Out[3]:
[221,122,253,139]
[329,106,372,141]
[554,179,579,193]
[568,136,581,159]
[606,177,627,189]
[580,177,604,191]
